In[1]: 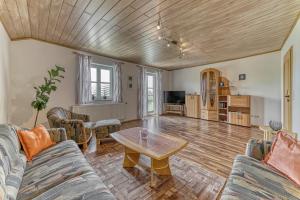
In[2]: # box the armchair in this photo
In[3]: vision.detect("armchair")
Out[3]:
[47,107,92,150]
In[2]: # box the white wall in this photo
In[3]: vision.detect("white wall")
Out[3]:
[281,18,300,135]
[10,39,171,128]
[0,22,11,123]
[171,52,282,126]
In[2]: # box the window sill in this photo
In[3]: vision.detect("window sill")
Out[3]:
[92,99,113,102]
[73,102,124,107]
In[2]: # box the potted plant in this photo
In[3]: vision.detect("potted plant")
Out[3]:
[31,65,65,127]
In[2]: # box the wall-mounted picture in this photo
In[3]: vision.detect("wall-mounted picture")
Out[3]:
[128,76,133,88]
[239,74,246,80]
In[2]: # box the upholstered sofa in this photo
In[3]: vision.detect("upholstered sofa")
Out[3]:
[221,139,300,199]
[0,124,115,200]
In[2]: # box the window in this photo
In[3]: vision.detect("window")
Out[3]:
[90,64,113,101]
[146,73,156,114]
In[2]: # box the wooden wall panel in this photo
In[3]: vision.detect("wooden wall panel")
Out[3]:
[38,0,51,40]
[28,0,39,39]
[16,0,31,37]
[85,0,105,15]
[0,9,18,38]
[71,0,119,43]
[0,0,299,69]
[59,0,91,42]
[5,0,24,37]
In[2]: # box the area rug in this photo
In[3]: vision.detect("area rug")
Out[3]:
[86,142,226,200]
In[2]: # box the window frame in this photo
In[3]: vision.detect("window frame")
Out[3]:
[146,72,156,114]
[90,63,114,101]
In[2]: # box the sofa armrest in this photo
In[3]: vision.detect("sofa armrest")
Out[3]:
[71,112,90,122]
[47,128,67,143]
[245,139,272,161]
[61,119,85,126]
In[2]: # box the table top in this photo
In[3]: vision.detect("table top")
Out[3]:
[259,126,274,132]
[111,127,188,160]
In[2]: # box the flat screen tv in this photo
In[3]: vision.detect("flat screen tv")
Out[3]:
[164,91,185,104]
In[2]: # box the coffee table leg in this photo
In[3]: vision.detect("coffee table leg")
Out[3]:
[150,157,171,187]
[123,147,140,168]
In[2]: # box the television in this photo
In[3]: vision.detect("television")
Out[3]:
[164,91,185,104]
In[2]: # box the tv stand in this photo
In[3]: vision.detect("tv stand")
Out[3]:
[164,103,184,116]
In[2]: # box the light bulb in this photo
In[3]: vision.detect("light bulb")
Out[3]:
[167,42,170,47]
[157,15,161,30]
[158,36,162,40]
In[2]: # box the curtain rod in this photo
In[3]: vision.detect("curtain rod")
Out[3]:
[72,51,125,64]
[136,64,164,71]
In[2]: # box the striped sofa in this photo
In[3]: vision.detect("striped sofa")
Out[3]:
[221,139,300,200]
[0,124,115,200]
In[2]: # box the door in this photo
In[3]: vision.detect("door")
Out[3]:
[146,73,157,115]
[283,47,293,131]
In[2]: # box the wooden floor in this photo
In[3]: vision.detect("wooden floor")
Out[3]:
[88,115,263,178]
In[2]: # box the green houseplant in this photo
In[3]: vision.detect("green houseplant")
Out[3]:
[31,65,65,127]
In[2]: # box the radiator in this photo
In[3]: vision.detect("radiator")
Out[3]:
[72,103,125,122]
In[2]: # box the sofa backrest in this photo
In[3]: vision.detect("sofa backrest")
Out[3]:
[0,124,26,200]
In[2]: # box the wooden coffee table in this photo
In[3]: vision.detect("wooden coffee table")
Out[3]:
[111,127,188,187]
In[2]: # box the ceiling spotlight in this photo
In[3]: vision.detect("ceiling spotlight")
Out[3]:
[167,42,170,47]
[157,13,161,30]
[157,23,161,30]
[158,35,162,40]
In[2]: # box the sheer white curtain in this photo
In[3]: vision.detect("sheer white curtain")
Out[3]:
[138,66,147,119]
[76,54,92,104]
[113,62,123,103]
[157,70,163,115]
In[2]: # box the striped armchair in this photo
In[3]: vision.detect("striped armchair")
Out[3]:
[47,107,92,150]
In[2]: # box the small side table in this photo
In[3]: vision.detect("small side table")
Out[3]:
[259,126,277,141]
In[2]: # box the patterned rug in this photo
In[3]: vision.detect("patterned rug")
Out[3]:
[86,142,226,200]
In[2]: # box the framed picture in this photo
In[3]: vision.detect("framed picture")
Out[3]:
[128,76,133,88]
[239,74,246,80]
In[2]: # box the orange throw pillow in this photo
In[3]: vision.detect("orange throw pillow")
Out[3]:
[264,131,300,186]
[17,125,55,161]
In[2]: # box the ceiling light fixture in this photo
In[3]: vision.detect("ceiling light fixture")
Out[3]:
[157,14,161,30]
[157,22,161,30]
[179,48,185,58]
[156,12,187,58]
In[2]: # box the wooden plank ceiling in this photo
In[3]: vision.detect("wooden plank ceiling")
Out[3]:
[0,0,299,70]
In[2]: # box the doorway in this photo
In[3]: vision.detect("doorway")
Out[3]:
[146,72,157,115]
[283,47,293,131]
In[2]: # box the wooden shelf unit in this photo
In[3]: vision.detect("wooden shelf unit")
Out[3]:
[218,77,230,122]
[218,95,228,122]
[197,69,251,127]
[228,95,251,127]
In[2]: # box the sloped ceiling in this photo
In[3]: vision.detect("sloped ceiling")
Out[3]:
[0,0,299,69]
